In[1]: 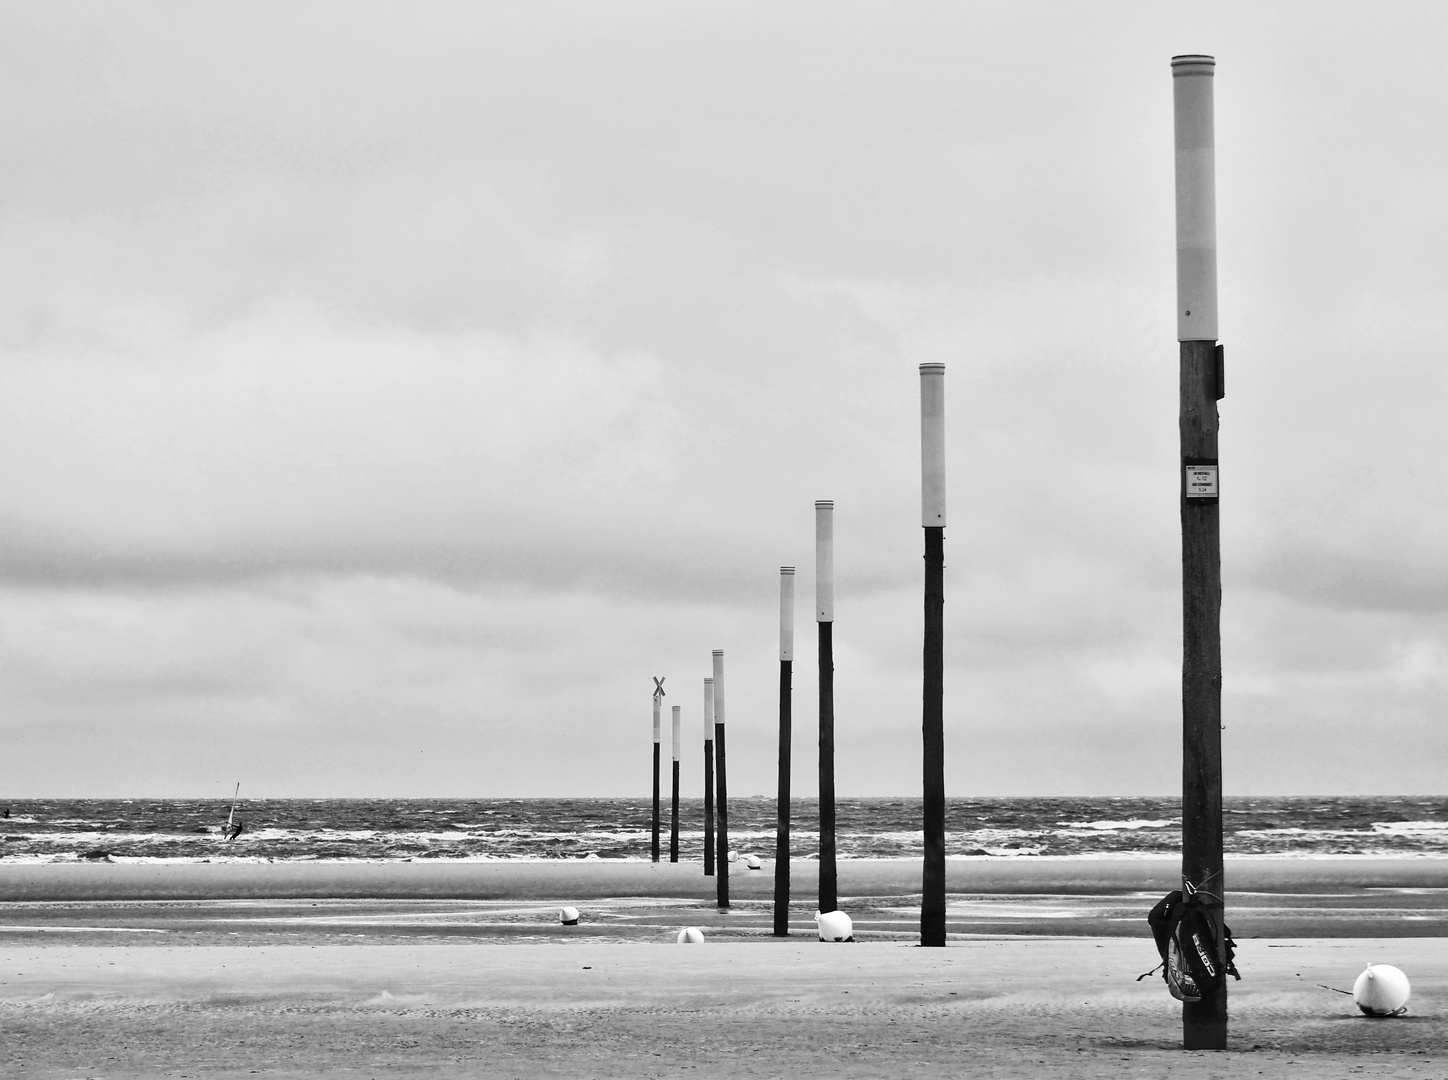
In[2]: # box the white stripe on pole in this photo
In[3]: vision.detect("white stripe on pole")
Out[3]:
[780,567,795,661]
[1173,54,1217,342]
[920,364,946,527]
[704,678,714,740]
[711,650,725,727]
[672,705,681,762]
[815,501,834,623]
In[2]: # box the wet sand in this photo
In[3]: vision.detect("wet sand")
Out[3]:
[6,854,1448,899]
[4,855,1445,939]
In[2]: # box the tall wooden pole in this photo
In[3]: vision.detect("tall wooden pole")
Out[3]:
[1173,52,1227,1052]
[651,678,663,863]
[815,500,837,915]
[703,677,715,877]
[712,649,730,909]
[774,565,795,937]
[920,363,947,947]
[670,705,681,862]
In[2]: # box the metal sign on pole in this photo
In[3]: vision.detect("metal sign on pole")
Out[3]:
[1173,52,1227,1052]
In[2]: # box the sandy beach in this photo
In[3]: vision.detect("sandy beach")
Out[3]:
[3,857,1445,1078]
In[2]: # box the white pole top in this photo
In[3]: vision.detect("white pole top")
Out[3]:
[671,705,681,761]
[652,692,660,744]
[1173,54,1218,342]
[919,363,946,527]
[779,566,795,662]
[815,500,834,623]
[703,678,714,742]
[711,650,725,727]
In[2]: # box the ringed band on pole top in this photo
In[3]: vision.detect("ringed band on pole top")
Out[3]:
[1170,54,1215,72]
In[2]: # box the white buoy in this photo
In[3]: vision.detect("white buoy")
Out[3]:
[728,849,738,862]
[559,906,580,925]
[745,854,761,870]
[815,910,853,942]
[1353,963,1410,1017]
[676,927,706,943]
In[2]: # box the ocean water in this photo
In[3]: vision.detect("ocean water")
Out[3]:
[2,795,1445,865]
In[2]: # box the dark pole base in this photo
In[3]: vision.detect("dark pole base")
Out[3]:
[670,761,680,863]
[703,740,714,877]
[1181,337,1225,1050]
[921,526,946,946]
[651,744,660,863]
[1184,998,1228,1050]
[774,658,792,937]
[715,722,729,909]
[818,621,836,915]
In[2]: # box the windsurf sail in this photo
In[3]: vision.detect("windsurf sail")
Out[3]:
[223,783,244,841]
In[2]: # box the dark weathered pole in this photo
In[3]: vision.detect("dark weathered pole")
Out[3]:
[815,500,837,915]
[670,704,681,862]
[920,362,947,947]
[774,565,796,937]
[712,649,730,909]
[703,677,715,876]
[651,678,664,863]
[1173,52,1227,1052]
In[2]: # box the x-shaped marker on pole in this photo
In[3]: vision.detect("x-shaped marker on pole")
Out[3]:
[652,676,666,703]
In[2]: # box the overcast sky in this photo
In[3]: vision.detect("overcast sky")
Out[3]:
[2,3,1445,799]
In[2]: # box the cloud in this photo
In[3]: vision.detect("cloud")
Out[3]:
[1,3,1446,796]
